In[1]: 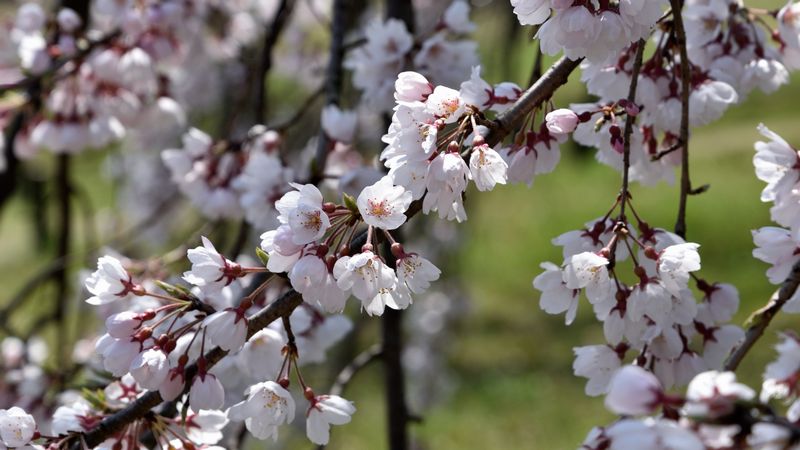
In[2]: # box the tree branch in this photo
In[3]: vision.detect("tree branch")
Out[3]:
[670,0,692,239]
[619,40,646,220]
[310,0,352,184]
[253,0,296,124]
[724,259,800,371]
[76,290,303,448]
[53,153,72,381]
[487,56,582,146]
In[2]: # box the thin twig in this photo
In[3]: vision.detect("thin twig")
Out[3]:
[331,343,382,396]
[724,259,800,371]
[527,31,543,87]
[619,40,646,220]
[316,343,382,450]
[670,0,692,238]
[253,0,296,123]
[272,85,325,132]
[310,0,351,184]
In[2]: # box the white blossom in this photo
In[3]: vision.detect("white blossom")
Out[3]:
[306,395,356,445]
[229,381,295,441]
[357,176,412,230]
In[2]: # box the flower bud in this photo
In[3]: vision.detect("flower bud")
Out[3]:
[545,109,579,135]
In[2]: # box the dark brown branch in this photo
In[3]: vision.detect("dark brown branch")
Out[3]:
[76,290,303,448]
[382,1,414,448]
[724,259,800,371]
[487,56,583,147]
[382,307,408,450]
[310,0,352,184]
[670,0,692,239]
[253,0,296,123]
[619,40,646,219]
[53,153,72,379]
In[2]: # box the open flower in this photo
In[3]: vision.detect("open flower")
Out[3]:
[183,237,240,291]
[306,395,356,445]
[357,176,412,230]
[0,407,36,448]
[276,183,331,244]
[85,255,138,305]
[229,381,295,441]
[657,243,701,296]
[604,365,663,416]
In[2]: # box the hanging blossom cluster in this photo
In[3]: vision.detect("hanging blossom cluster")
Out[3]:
[752,125,800,311]
[345,1,480,112]
[510,0,667,62]
[530,0,800,187]
[162,125,292,224]
[578,341,800,450]
[533,195,744,393]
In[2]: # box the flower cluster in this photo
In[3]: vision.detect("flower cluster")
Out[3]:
[261,179,441,316]
[382,69,523,221]
[511,0,666,62]
[580,350,800,450]
[72,233,357,446]
[752,124,800,311]
[162,126,291,223]
[534,201,744,392]
[546,3,800,187]
[345,1,479,111]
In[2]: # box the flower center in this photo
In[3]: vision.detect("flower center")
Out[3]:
[368,199,392,218]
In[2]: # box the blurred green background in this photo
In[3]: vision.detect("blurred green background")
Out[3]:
[0,1,798,449]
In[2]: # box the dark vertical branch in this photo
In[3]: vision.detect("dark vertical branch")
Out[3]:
[310,0,351,184]
[619,40,646,220]
[385,0,414,33]
[670,0,692,238]
[0,114,23,217]
[253,0,296,124]
[382,307,408,450]
[53,153,72,376]
[383,2,414,448]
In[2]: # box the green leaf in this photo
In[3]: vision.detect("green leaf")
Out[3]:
[256,247,270,267]
[343,192,359,214]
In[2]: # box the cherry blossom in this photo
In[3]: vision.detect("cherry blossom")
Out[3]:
[305,395,356,446]
[357,176,413,230]
[228,381,295,441]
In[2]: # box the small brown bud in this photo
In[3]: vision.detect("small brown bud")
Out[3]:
[643,246,659,260]
[391,242,405,258]
[304,387,316,401]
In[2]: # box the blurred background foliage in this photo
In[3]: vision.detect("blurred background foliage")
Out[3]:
[0,0,798,449]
